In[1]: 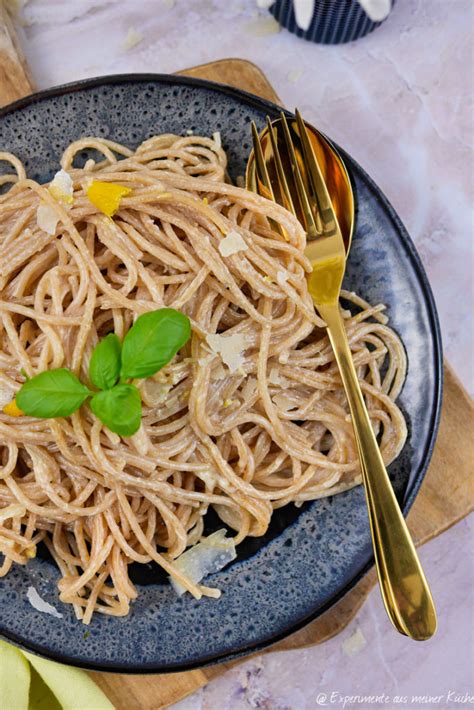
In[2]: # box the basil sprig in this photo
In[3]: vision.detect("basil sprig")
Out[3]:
[15,308,191,437]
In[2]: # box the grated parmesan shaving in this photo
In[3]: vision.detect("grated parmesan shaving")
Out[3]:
[212,131,222,148]
[0,384,14,410]
[218,230,248,257]
[48,169,73,205]
[272,392,298,412]
[37,203,59,235]
[342,627,367,657]
[170,529,236,596]
[26,587,63,618]
[206,333,248,373]
[211,363,227,380]
[123,27,143,50]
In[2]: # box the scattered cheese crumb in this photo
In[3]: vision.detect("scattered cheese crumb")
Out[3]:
[244,15,280,37]
[263,275,272,283]
[277,270,288,286]
[170,529,236,596]
[218,230,248,257]
[212,131,222,148]
[287,68,303,84]
[186,129,194,135]
[48,169,73,205]
[25,547,36,559]
[342,627,367,657]
[26,587,63,619]
[206,333,248,373]
[124,27,143,50]
[37,203,59,235]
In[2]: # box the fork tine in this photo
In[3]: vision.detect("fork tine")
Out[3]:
[265,116,295,216]
[251,121,274,203]
[295,108,338,237]
[251,121,289,241]
[279,112,318,240]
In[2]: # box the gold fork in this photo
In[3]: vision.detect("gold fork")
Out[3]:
[248,110,437,640]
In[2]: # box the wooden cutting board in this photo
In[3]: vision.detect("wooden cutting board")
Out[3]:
[0,10,473,709]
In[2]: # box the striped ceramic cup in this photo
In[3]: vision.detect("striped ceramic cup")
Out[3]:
[267,0,395,44]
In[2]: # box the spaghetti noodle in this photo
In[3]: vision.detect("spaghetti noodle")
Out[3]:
[0,133,407,623]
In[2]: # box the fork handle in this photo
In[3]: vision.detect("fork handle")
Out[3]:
[318,302,437,640]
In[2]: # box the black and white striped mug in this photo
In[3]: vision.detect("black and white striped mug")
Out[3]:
[264,0,395,44]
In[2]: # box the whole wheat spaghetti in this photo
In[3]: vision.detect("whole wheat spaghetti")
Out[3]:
[0,133,407,623]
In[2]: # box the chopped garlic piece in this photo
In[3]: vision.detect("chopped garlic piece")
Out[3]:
[212,131,222,148]
[277,270,288,286]
[86,180,132,217]
[223,398,236,408]
[124,27,143,50]
[202,196,208,205]
[218,230,248,257]
[25,547,36,559]
[170,529,236,596]
[3,399,24,417]
[48,169,73,205]
[37,203,59,235]
[26,587,63,619]
[206,332,248,373]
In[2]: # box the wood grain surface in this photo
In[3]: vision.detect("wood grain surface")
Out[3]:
[0,12,472,710]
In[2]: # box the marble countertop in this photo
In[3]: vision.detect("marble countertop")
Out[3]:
[9,0,474,707]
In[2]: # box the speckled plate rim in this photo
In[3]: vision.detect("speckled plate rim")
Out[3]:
[0,73,443,673]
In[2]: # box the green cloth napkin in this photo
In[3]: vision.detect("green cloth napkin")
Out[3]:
[0,640,114,710]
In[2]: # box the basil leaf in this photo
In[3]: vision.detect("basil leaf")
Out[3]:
[89,333,121,390]
[120,308,191,380]
[90,384,142,437]
[16,368,92,418]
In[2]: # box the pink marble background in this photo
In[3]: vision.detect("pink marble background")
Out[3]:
[9,0,474,706]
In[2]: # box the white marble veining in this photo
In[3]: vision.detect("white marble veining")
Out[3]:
[7,0,474,706]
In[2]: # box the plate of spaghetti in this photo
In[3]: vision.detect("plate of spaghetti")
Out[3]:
[0,75,442,672]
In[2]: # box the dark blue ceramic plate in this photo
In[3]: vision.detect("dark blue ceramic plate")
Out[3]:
[0,75,442,673]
